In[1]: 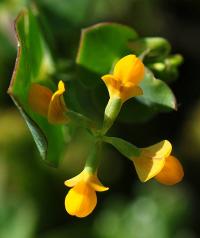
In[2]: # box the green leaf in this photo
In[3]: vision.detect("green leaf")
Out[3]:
[75,23,177,123]
[103,136,140,158]
[118,68,176,123]
[148,54,183,83]
[12,98,48,159]
[138,68,177,110]
[76,23,138,74]
[129,37,171,63]
[8,8,66,166]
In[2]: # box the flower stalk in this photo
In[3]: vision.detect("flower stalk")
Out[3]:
[101,97,122,135]
[85,141,102,173]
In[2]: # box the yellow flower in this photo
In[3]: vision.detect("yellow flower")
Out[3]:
[28,80,68,124]
[101,54,145,102]
[132,140,184,185]
[64,169,109,218]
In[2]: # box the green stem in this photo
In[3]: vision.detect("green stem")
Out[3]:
[84,141,102,174]
[101,97,122,135]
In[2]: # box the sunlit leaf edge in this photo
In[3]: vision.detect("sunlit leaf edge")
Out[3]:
[8,8,64,167]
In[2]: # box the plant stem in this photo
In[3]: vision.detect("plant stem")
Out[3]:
[101,97,122,135]
[85,141,102,173]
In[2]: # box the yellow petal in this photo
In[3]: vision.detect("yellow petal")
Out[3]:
[64,174,82,188]
[89,175,109,192]
[101,74,120,98]
[121,85,143,102]
[155,155,184,185]
[65,182,97,218]
[132,140,172,182]
[28,83,52,117]
[142,140,172,159]
[133,155,166,182]
[65,170,109,192]
[101,74,115,87]
[113,54,145,85]
[48,80,68,124]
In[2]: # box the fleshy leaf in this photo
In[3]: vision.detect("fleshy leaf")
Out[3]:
[148,54,183,83]
[8,8,66,166]
[129,37,171,63]
[138,68,177,110]
[118,68,177,123]
[76,23,138,75]
[12,98,47,159]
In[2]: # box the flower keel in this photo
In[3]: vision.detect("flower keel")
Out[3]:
[65,182,97,218]
[64,169,108,218]
[155,155,184,185]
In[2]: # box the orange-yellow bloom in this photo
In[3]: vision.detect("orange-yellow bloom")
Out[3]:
[132,140,184,185]
[64,169,109,218]
[28,80,68,124]
[154,155,184,185]
[101,54,145,102]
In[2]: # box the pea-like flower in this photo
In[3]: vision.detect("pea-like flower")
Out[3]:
[64,169,109,218]
[101,54,145,103]
[132,140,184,185]
[28,80,68,124]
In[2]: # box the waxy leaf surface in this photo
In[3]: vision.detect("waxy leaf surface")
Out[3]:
[8,8,65,166]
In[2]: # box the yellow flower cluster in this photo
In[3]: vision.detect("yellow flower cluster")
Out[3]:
[64,140,183,218]
[28,54,184,218]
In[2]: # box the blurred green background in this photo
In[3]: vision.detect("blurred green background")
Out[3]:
[0,0,199,237]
